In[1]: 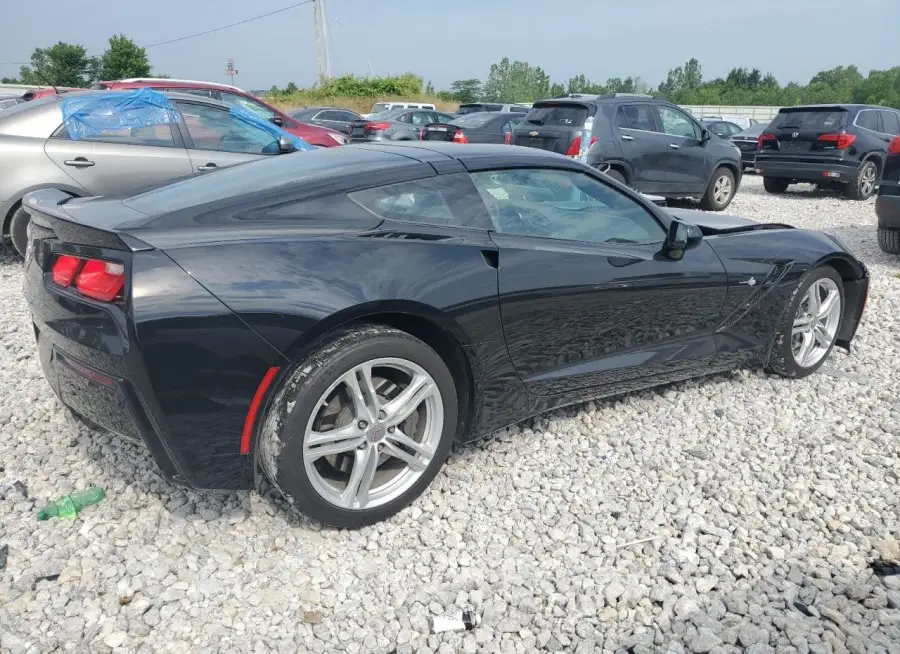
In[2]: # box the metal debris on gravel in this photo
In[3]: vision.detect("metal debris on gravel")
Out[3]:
[1,176,899,653]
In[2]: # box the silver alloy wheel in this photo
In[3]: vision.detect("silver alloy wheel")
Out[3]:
[713,174,733,205]
[859,163,876,197]
[791,278,842,368]
[302,357,443,511]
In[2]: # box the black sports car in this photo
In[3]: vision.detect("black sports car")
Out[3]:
[22,142,869,528]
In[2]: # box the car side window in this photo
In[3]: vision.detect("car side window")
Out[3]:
[348,173,490,229]
[470,168,666,244]
[176,102,280,155]
[615,104,658,132]
[856,110,879,132]
[878,110,900,135]
[409,112,432,125]
[317,110,347,121]
[166,88,215,99]
[54,110,177,147]
[219,92,276,121]
[395,113,412,123]
[657,105,701,139]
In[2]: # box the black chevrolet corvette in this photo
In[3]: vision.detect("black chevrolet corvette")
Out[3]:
[22,142,869,527]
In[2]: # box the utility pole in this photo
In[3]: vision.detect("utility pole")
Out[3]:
[224,58,238,86]
[313,0,332,82]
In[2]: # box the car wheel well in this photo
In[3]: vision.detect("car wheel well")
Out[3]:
[716,161,740,181]
[3,200,21,237]
[860,153,883,175]
[820,258,867,342]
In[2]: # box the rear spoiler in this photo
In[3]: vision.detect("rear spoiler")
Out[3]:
[23,189,149,252]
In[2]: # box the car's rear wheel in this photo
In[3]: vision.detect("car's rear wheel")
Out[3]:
[763,177,789,194]
[878,227,900,254]
[604,168,626,185]
[767,266,844,379]
[843,160,878,201]
[699,167,736,211]
[259,325,458,528]
[9,206,29,257]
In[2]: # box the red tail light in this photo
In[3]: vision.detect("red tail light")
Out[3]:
[452,130,469,144]
[887,135,900,155]
[51,254,126,302]
[504,132,511,145]
[757,133,776,148]
[364,122,391,132]
[818,132,856,149]
[566,135,597,157]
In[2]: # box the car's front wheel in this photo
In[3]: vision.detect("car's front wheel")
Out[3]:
[259,325,458,528]
[767,266,844,379]
[878,227,900,254]
[763,177,789,194]
[699,167,736,211]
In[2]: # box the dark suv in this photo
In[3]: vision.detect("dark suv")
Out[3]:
[510,93,742,211]
[755,104,900,200]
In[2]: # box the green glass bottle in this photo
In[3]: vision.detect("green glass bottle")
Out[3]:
[37,487,106,520]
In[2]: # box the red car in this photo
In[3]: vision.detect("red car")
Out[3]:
[91,78,349,148]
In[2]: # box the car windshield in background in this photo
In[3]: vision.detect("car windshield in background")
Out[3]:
[737,122,770,136]
[772,109,846,130]
[457,104,500,115]
[524,104,588,127]
[366,110,401,121]
[451,114,495,128]
[371,103,391,113]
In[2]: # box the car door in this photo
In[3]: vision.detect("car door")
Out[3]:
[174,100,283,173]
[44,115,192,197]
[610,103,671,193]
[313,109,359,134]
[655,104,710,193]
[469,166,728,396]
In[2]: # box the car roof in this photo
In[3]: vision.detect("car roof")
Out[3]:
[102,78,245,93]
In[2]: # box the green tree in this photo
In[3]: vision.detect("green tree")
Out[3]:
[449,78,482,103]
[19,42,98,87]
[284,82,299,94]
[482,58,551,103]
[1,76,19,84]
[98,35,151,81]
[424,80,435,95]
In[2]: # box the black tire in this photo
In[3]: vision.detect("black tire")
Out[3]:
[763,177,789,194]
[699,167,736,211]
[9,205,29,257]
[259,325,459,528]
[843,159,878,201]
[604,168,626,185]
[878,227,900,255]
[766,266,844,379]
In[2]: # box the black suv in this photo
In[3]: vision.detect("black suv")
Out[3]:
[755,104,900,200]
[510,93,743,211]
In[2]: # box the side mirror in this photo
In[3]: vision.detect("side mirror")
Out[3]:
[662,219,702,260]
[277,136,295,153]
[272,115,284,126]
[700,128,711,143]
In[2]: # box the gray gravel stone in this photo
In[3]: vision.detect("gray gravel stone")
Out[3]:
[0,178,897,652]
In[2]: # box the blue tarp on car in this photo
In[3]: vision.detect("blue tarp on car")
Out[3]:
[60,88,314,151]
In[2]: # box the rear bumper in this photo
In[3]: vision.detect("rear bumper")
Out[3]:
[24,244,285,491]
[754,156,858,182]
[876,186,900,230]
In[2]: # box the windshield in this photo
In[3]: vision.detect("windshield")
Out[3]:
[772,109,846,130]
[371,103,391,113]
[452,113,495,128]
[523,103,589,127]
[735,122,770,137]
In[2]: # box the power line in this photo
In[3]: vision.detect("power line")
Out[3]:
[144,0,315,49]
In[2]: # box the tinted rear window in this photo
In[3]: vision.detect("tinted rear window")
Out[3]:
[772,109,846,130]
[523,103,588,127]
[123,147,409,215]
[457,104,487,115]
[452,114,495,128]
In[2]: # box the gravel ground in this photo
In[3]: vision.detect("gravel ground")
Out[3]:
[1,175,899,654]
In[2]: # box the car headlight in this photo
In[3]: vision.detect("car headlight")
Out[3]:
[328,132,348,145]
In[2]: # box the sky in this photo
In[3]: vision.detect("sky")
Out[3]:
[2,0,898,92]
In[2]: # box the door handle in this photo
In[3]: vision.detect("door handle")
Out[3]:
[669,143,681,149]
[621,134,634,141]
[63,157,95,167]
[198,163,218,171]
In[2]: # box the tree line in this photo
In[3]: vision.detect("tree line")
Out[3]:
[5,38,898,111]
[432,57,900,109]
[1,36,156,87]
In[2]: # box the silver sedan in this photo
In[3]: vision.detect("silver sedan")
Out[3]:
[0,90,303,256]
